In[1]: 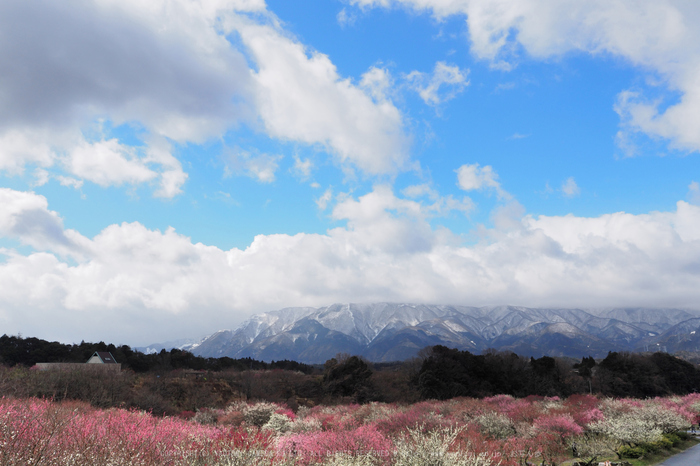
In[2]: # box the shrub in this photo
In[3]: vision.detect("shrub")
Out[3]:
[277,424,393,465]
[474,412,516,439]
[219,410,246,426]
[393,425,495,466]
[373,410,427,437]
[576,408,604,426]
[532,413,584,441]
[542,396,563,411]
[0,397,276,465]
[193,408,219,425]
[641,435,673,453]
[244,402,280,427]
[262,412,291,434]
[618,445,645,458]
[289,415,322,433]
[663,432,682,446]
[505,398,543,425]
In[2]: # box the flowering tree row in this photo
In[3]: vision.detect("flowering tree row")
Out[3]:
[2,394,699,465]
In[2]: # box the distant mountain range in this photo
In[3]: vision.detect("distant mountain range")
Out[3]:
[147,303,700,363]
[135,338,198,355]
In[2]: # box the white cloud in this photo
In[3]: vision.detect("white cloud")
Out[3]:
[490,200,526,231]
[0,0,409,197]
[0,0,253,196]
[429,195,474,216]
[292,155,313,180]
[0,189,89,258]
[401,183,474,214]
[32,168,84,191]
[360,66,393,102]
[32,169,51,187]
[230,19,409,174]
[352,0,700,154]
[0,130,55,175]
[2,186,700,344]
[402,183,439,199]
[0,126,187,196]
[455,163,509,199]
[0,0,256,140]
[142,135,188,198]
[561,177,580,198]
[316,188,333,210]
[330,185,442,255]
[688,181,700,205]
[56,176,84,190]
[65,139,157,188]
[406,61,469,106]
[224,149,282,183]
[337,7,358,27]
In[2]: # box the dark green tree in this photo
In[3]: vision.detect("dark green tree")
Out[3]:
[322,355,375,403]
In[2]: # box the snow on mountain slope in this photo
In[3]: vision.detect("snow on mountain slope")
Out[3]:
[175,303,700,363]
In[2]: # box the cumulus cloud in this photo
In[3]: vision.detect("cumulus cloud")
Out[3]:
[0,0,409,197]
[406,61,469,106]
[360,66,394,103]
[64,140,157,187]
[0,189,89,258]
[456,163,509,199]
[2,186,700,344]
[352,0,700,154]
[0,0,261,140]
[0,130,55,175]
[561,177,580,198]
[0,0,252,196]
[230,19,409,174]
[491,200,526,231]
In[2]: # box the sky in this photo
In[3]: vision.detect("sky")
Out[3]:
[2,0,700,347]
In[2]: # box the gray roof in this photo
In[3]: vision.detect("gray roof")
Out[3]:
[92,351,118,364]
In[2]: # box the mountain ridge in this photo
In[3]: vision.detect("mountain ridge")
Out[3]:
[162,303,700,363]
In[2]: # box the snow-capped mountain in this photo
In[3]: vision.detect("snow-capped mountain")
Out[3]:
[135,338,199,355]
[177,303,700,363]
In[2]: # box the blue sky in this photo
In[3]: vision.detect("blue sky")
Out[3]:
[1,0,700,346]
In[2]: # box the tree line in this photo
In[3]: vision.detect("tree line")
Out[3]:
[2,335,700,413]
[415,345,700,400]
[0,334,313,373]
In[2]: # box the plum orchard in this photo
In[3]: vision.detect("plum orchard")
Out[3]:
[1,394,698,465]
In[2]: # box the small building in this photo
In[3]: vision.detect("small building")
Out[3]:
[35,352,121,372]
[87,351,118,365]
